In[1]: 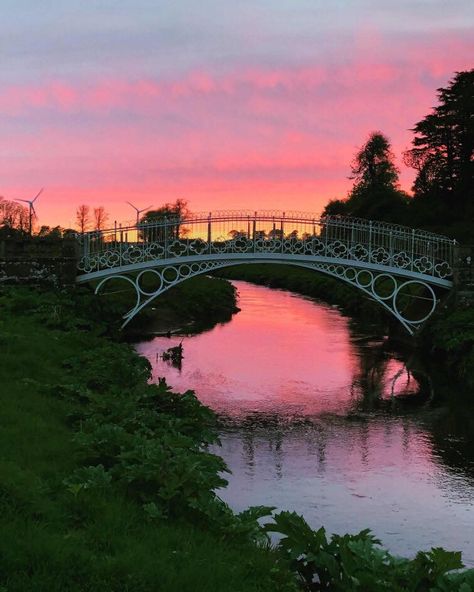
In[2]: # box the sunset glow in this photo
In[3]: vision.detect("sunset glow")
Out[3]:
[1,1,473,227]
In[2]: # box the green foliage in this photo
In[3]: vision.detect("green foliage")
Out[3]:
[429,309,474,353]
[64,465,112,496]
[266,511,474,591]
[224,505,276,544]
[422,308,474,387]
[52,349,231,522]
[0,284,124,337]
[62,343,152,391]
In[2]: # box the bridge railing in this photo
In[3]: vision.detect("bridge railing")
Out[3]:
[76,211,456,280]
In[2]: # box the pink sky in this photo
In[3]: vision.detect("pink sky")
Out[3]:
[1,2,473,228]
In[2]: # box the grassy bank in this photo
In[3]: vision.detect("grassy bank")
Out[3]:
[0,286,293,592]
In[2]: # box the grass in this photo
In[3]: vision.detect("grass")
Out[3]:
[0,286,294,592]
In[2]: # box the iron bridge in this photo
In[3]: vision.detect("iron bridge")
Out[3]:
[76,210,457,334]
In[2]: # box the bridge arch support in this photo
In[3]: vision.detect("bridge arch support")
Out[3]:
[90,258,441,335]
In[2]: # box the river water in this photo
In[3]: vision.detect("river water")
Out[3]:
[135,280,474,564]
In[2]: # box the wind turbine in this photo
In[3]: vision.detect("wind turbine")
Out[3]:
[126,201,152,226]
[15,188,44,235]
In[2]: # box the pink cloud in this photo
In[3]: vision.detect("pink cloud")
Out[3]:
[0,36,471,118]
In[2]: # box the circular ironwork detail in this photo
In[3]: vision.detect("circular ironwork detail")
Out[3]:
[372,274,397,301]
[137,270,163,296]
[393,280,437,324]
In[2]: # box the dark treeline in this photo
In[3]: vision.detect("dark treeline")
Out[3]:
[324,70,473,243]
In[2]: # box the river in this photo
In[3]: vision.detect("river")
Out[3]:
[135,280,474,564]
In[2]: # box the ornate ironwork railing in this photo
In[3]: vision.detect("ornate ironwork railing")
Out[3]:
[76,211,456,281]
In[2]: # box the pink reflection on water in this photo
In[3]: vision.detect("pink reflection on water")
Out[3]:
[136,281,418,417]
[135,281,474,563]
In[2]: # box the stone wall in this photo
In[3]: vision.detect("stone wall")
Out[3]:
[0,238,78,287]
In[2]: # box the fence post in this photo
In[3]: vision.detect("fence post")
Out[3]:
[324,218,330,255]
[208,212,212,253]
[253,212,257,252]
[119,224,123,267]
[368,221,372,262]
[281,212,285,253]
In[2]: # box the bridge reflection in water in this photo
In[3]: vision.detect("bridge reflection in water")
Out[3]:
[76,211,456,333]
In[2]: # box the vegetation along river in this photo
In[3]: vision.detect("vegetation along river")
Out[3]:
[135,280,474,564]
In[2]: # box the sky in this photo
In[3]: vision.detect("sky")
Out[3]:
[1,0,473,228]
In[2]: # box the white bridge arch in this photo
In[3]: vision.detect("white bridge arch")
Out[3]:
[76,210,456,334]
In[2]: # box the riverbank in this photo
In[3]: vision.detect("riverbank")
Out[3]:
[214,264,474,389]
[420,303,474,389]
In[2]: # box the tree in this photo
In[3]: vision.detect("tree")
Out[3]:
[76,205,91,233]
[228,229,248,239]
[93,206,109,231]
[322,199,348,217]
[0,198,29,232]
[350,131,399,191]
[404,69,473,226]
[268,228,283,240]
[37,225,63,239]
[140,198,190,241]
[322,132,408,223]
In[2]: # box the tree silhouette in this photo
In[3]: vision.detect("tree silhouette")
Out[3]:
[76,204,91,233]
[0,198,30,238]
[350,131,399,191]
[404,69,473,237]
[228,229,248,239]
[93,206,109,231]
[0,198,28,230]
[323,132,408,223]
[140,198,190,241]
